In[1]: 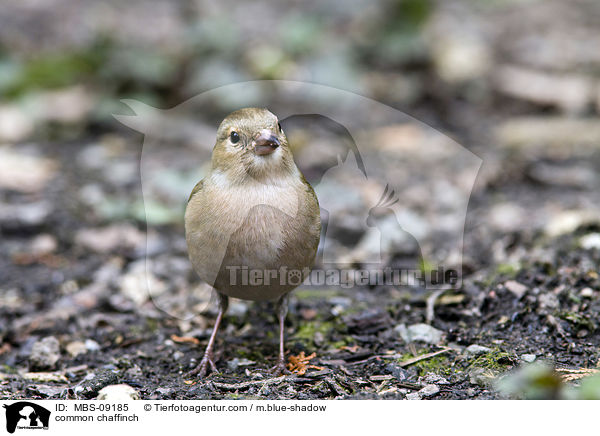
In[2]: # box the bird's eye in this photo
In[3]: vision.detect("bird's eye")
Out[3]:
[230,131,240,144]
[277,122,282,132]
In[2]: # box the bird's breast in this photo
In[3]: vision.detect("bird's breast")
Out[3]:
[185,177,319,300]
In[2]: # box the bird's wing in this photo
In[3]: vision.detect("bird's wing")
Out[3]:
[187,179,204,203]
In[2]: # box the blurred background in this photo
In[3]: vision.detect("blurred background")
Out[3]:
[1,0,600,400]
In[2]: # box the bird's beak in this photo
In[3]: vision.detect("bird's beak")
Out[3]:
[253,129,280,156]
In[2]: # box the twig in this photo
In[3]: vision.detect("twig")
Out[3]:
[397,347,452,368]
[210,376,286,391]
[325,376,346,396]
[347,347,452,366]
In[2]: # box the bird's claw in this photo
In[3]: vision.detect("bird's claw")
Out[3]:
[270,360,290,376]
[186,353,217,379]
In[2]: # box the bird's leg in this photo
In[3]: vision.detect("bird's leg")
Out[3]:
[186,292,228,378]
[271,293,291,376]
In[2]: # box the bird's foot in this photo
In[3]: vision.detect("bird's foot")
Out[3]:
[270,359,290,376]
[186,353,217,379]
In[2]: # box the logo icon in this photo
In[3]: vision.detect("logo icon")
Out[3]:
[3,402,50,434]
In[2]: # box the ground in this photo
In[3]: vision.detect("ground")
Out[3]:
[1,0,600,400]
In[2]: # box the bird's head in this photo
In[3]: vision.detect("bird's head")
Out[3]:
[211,108,296,183]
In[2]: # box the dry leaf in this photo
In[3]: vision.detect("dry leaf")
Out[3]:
[287,351,324,375]
[171,334,200,345]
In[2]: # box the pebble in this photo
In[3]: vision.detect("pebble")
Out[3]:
[97,384,140,401]
[494,65,594,114]
[85,339,101,351]
[172,351,184,361]
[385,363,408,382]
[75,224,145,254]
[0,201,52,228]
[66,341,87,358]
[395,323,444,345]
[423,373,449,385]
[227,358,256,371]
[405,392,421,400]
[0,147,56,193]
[580,287,594,298]
[544,210,596,238]
[504,280,527,299]
[29,337,61,370]
[538,293,560,310]
[465,344,492,356]
[28,385,65,398]
[0,105,34,142]
[119,261,167,305]
[520,354,536,363]
[580,233,600,250]
[419,384,440,398]
[29,234,58,256]
[314,331,325,347]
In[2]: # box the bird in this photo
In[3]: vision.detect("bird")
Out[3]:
[184,107,321,377]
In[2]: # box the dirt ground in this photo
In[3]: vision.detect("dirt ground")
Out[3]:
[1,0,600,400]
[1,129,599,400]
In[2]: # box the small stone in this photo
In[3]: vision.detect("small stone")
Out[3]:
[97,384,140,401]
[227,358,256,371]
[0,201,52,228]
[66,341,87,358]
[85,339,101,351]
[465,344,492,356]
[580,287,594,298]
[155,387,173,397]
[580,233,600,250]
[544,210,596,238]
[405,392,421,400]
[119,261,166,305]
[504,280,527,298]
[314,331,325,347]
[520,354,536,363]
[538,293,560,310]
[0,105,34,142]
[172,351,184,361]
[75,224,145,254]
[494,66,594,113]
[419,384,440,398]
[385,363,408,382]
[423,373,449,385]
[395,323,444,345]
[29,337,61,370]
[0,148,56,193]
[29,234,58,256]
[29,385,65,398]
